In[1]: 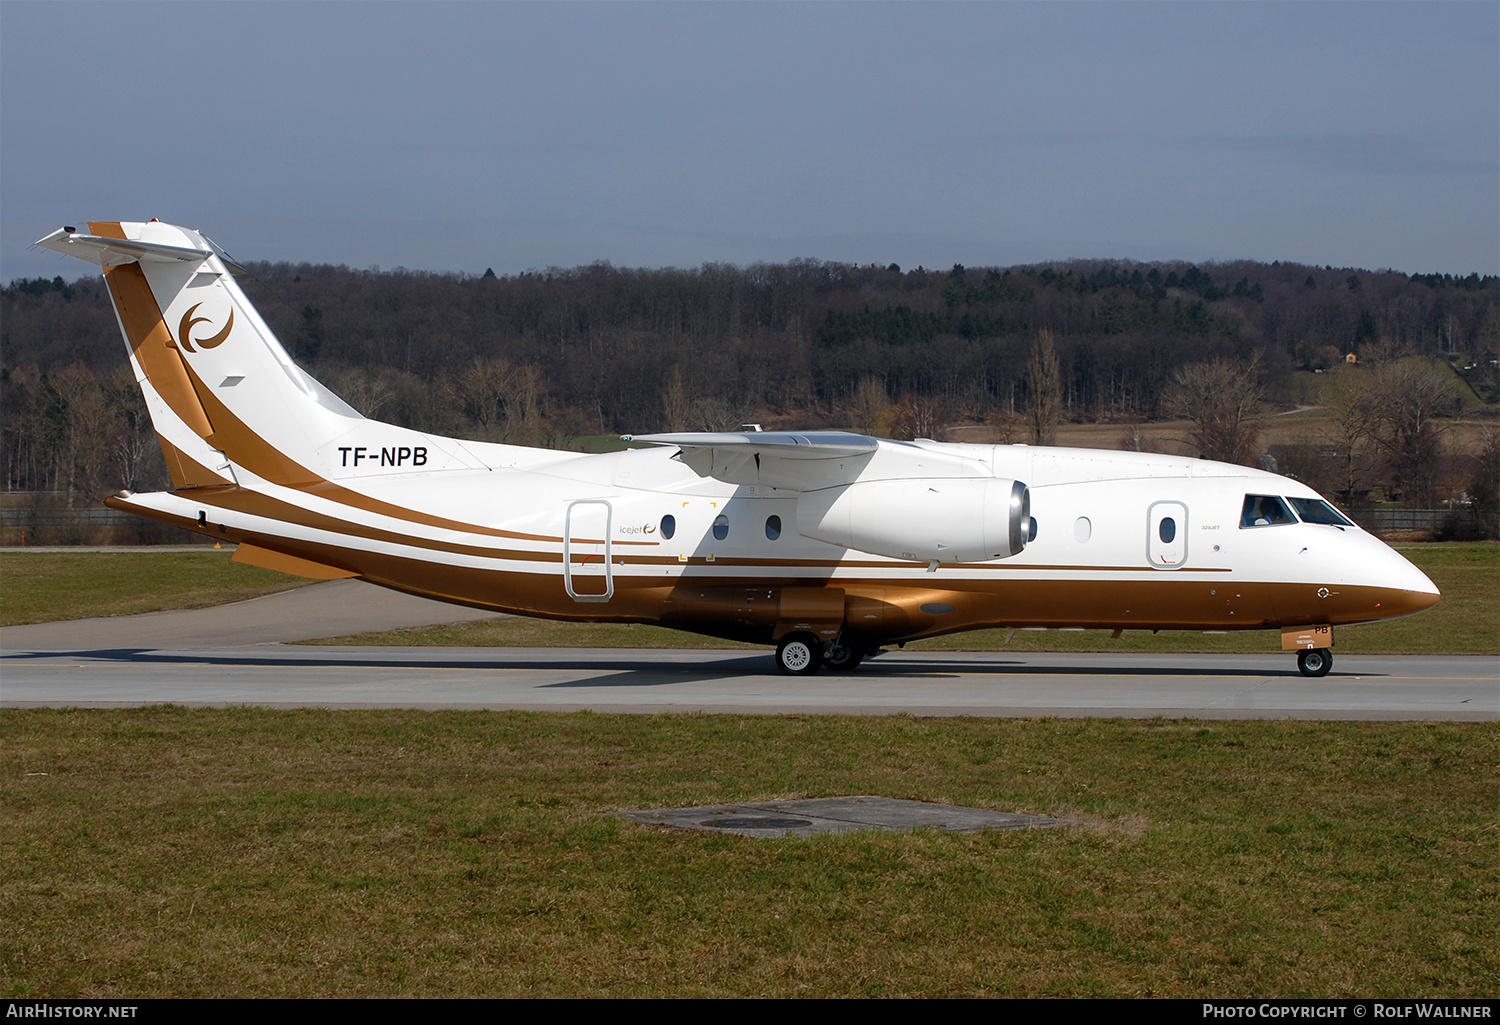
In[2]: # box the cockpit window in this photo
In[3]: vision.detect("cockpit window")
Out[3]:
[1287,497,1355,527]
[1240,495,1296,528]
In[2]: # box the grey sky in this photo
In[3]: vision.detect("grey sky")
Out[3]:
[3,2,1496,281]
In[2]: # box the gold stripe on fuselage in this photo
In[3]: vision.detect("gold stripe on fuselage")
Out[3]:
[108,487,1425,644]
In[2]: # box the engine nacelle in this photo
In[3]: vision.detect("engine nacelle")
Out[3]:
[796,478,1030,563]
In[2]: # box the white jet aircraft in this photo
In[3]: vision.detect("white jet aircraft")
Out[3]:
[36,221,1440,676]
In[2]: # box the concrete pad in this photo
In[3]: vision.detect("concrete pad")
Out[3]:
[621,795,1062,838]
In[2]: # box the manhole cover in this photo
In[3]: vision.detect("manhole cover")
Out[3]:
[705,816,813,830]
[623,796,1063,838]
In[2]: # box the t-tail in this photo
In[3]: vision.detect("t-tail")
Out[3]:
[35,221,484,494]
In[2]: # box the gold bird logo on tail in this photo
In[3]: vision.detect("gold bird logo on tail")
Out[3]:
[178,303,234,353]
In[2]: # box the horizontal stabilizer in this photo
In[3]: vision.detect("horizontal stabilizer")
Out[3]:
[35,227,213,267]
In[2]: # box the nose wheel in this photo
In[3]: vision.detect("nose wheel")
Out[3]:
[1297,648,1333,677]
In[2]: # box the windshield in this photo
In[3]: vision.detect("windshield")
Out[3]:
[1287,497,1355,527]
[1240,495,1296,527]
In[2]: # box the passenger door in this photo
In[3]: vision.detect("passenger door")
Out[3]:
[1147,501,1188,569]
[564,500,613,601]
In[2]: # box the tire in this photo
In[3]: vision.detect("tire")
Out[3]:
[822,641,864,672]
[1297,647,1332,678]
[775,635,822,676]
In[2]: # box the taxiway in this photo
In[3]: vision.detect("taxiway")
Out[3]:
[3,580,1493,720]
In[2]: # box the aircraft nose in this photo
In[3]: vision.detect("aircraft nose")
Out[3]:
[1375,544,1440,617]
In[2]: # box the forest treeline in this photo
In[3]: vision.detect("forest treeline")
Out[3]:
[3,255,1497,521]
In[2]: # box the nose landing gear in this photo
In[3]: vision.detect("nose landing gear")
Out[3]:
[1297,647,1333,677]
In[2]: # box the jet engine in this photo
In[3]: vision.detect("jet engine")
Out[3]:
[796,478,1030,563]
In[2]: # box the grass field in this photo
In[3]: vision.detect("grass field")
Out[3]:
[2,710,1494,998]
[308,543,1498,655]
[0,550,310,627]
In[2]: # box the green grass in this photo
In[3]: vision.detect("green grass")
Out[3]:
[1437,358,1490,410]
[0,550,310,627]
[2,710,1493,997]
[310,543,1499,655]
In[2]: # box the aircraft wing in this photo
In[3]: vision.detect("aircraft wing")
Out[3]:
[629,431,879,491]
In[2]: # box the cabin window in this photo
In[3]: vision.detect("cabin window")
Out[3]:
[712,514,729,541]
[1158,517,1176,544]
[765,514,782,540]
[1287,498,1354,527]
[1240,495,1296,528]
[659,514,676,540]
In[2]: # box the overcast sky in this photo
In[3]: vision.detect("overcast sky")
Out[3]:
[3,2,1496,281]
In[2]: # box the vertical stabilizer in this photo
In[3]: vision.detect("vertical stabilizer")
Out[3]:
[37,221,485,491]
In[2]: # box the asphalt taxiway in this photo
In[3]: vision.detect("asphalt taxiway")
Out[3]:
[2,580,1494,720]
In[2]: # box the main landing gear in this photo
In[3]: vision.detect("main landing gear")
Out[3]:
[822,643,863,672]
[774,634,821,676]
[1297,648,1333,677]
[773,634,867,675]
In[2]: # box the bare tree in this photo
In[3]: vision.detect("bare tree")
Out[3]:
[689,394,754,432]
[987,408,1028,445]
[48,363,115,505]
[1459,425,1499,538]
[660,366,690,432]
[1320,368,1379,503]
[1369,357,1461,505]
[1117,423,1163,453]
[889,394,947,441]
[1165,356,1264,465]
[1026,329,1061,446]
[443,356,546,444]
[320,363,396,420]
[852,376,892,436]
[447,356,513,441]
[109,427,158,493]
[502,364,546,444]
